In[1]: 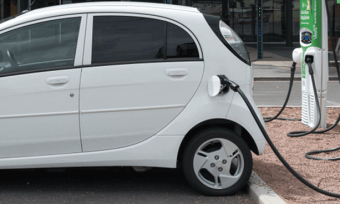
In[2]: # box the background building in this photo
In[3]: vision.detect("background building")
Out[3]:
[0,0,339,59]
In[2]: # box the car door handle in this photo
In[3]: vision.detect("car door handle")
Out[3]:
[166,68,188,76]
[46,76,70,85]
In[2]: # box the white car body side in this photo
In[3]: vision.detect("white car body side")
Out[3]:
[0,2,265,169]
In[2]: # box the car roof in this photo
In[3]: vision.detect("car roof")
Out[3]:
[27,2,200,15]
[0,2,200,31]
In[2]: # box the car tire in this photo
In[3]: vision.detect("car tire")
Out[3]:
[182,128,253,196]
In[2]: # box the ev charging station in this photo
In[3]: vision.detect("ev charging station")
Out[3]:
[209,0,340,198]
[293,0,329,128]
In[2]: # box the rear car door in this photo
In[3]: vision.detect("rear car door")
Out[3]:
[0,14,87,158]
[80,14,204,151]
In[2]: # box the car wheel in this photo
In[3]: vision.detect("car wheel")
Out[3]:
[182,128,253,196]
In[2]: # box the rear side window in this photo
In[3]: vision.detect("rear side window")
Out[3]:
[92,16,164,64]
[167,23,199,58]
[0,17,81,74]
[92,16,200,65]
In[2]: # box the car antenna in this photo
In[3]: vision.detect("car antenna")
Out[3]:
[22,0,37,13]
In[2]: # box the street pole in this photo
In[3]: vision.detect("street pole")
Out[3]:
[286,0,293,47]
[221,0,229,25]
[257,0,263,59]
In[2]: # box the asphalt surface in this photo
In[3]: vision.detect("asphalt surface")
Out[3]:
[253,81,340,106]
[0,167,255,204]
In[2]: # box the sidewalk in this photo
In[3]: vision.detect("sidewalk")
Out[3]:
[244,44,339,81]
[252,61,339,81]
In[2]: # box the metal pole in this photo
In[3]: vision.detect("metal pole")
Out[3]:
[332,1,335,36]
[221,0,229,25]
[251,4,255,41]
[286,0,293,46]
[257,0,263,59]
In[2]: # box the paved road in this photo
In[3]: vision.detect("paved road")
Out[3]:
[253,81,340,106]
[0,167,255,204]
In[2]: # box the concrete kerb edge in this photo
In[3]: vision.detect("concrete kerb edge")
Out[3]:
[254,77,339,81]
[257,105,340,108]
[246,171,286,204]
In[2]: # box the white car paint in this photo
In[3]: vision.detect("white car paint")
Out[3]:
[0,69,82,158]
[80,61,204,151]
[0,2,265,169]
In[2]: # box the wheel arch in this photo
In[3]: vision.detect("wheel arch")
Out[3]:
[177,118,259,165]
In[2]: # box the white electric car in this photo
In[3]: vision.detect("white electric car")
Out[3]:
[0,2,265,196]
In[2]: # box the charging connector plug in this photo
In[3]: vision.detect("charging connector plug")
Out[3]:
[305,55,314,75]
[291,62,297,72]
[218,75,239,92]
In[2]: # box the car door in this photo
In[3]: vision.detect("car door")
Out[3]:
[0,14,87,158]
[80,14,204,152]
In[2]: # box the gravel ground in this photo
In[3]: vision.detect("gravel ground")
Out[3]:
[254,107,340,204]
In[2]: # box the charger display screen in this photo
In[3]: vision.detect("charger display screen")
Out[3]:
[301,31,312,44]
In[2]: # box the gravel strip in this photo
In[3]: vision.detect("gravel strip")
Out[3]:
[253,107,340,204]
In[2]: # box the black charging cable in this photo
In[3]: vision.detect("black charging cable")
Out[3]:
[221,76,340,198]
[303,0,340,160]
[309,0,340,135]
[263,62,301,122]
[286,57,323,137]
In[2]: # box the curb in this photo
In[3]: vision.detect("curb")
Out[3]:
[254,77,300,82]
[246,171,286,204]
[257,105,340,108]
[254,77,339,81]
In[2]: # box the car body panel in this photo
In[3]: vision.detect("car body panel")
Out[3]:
[80,62,204,151]
[0,136,182,169]
[0,14,87,159]
[0,2,266,169]
[0,69,82,158]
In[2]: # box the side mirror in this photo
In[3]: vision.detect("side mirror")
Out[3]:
[208,75,222,97]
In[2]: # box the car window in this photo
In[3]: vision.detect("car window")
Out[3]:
[92,16,165,64]
[166,23,199,59]
[0,17,81,75]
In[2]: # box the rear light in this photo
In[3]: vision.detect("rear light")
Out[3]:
[219,21,250,64]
